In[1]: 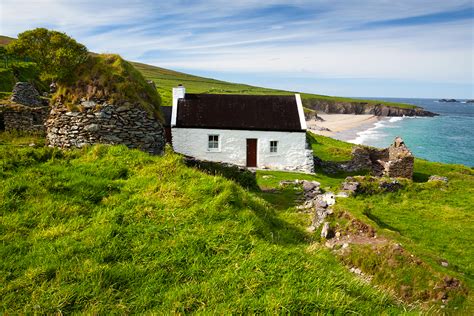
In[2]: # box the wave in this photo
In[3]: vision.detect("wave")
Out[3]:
[348,119,389,145]
[388,116,404,123]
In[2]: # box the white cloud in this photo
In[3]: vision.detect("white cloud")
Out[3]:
[0,0,472,96]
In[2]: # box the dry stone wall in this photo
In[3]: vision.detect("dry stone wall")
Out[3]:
[10,82,44,107]
[46,101,165,155]
[0,105,49,132]
[315,137,414,179]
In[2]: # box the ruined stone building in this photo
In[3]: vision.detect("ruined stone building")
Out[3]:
[0,82,49,132]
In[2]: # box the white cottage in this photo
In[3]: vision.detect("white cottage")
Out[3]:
[168,85,314,173]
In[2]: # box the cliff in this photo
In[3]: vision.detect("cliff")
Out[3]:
[303,98,438,117]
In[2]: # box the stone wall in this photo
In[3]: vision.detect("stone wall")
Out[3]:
[46,101,165,155]
[10,82,44,107]
[315,137,414,179]
[0,105,49,132]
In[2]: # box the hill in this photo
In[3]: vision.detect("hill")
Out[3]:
[1,131,472,313]
[1,134,406,314]
[0,35,14,46]
[131,61,421,112]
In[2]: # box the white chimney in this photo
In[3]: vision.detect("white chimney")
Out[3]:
[171,84,185,127]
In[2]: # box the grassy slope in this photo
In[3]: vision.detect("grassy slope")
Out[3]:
[132,62,417,109]
[337,160,474,287]
[1,131,472,312]
[0,133,406,314]
[0,35,14,46]
[256,133,473,312]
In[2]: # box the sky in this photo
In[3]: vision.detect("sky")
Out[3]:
[1,0,473,98]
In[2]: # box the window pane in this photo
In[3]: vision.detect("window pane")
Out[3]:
[208,135,219,149]
[270,141,278,153]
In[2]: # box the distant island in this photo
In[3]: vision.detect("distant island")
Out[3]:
[438,99,474,103]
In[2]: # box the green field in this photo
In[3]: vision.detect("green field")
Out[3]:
[1,131,472,313]
[131,61,418,109]
[1,132,407,314]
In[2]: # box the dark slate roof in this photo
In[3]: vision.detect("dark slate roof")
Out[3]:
[160,106,172,127]
[176,94,303,132]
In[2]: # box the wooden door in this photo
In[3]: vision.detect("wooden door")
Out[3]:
[246,139,257,167]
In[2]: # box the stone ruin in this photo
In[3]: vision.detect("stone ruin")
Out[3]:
[0,82,49,133]
[10,82,44,106]
[46,100,165,155]
[377,137,414,178]
[315,136,414,179]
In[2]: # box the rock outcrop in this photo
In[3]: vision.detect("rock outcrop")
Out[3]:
[46,100,165,155]
[10,82,43,107]
[303,98,438,117]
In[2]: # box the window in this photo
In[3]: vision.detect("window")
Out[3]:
[208,135,219,151]
[270,141,278,153]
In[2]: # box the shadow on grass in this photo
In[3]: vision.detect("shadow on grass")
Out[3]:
[245,193,309,246]
[412,172,430,183]
[257,187,300,212]
[363,208,401,234]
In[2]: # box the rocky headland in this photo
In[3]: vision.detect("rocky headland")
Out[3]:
[303,98,438,117]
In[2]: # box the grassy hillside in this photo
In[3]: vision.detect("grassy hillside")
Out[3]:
[1,131,472,313]
[0,133,407,314]
[132,62,417,109]
[0,35,14,46]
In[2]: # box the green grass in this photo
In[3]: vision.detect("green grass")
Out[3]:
[300,93,418,110]
[131,61,419,110]
[256,134,473,312]
[336,160,474,289]
[132,61,292,107]
[54,55,162,119]
[0,135,409,314]
[308,132,354,161]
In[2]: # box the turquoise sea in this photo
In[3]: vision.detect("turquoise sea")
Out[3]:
[335,98,474,167]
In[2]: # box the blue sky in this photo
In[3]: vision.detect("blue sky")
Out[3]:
[1,0,473,98]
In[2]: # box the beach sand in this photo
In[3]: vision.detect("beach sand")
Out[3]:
[307,114,379,137]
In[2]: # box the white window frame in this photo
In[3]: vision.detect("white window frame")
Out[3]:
[207,134,220,152]
[270,140,278,153]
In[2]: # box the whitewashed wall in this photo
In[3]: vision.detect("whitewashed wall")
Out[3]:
[172,128,314,173]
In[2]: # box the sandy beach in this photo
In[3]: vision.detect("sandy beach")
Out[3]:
[306,114,379,137]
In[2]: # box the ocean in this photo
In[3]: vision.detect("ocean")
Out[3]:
[334,98,474,167]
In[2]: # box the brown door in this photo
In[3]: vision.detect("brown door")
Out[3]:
[246,139,257,167]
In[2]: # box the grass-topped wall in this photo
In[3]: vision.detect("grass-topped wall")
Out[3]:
[53,54,162,119]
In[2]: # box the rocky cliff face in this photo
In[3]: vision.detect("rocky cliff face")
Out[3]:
[304,99,438,117]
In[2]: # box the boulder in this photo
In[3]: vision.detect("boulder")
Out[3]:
[302,180,320,192]
[321,222,330,238]
[428,175,448,183]
[341,180,360,194]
